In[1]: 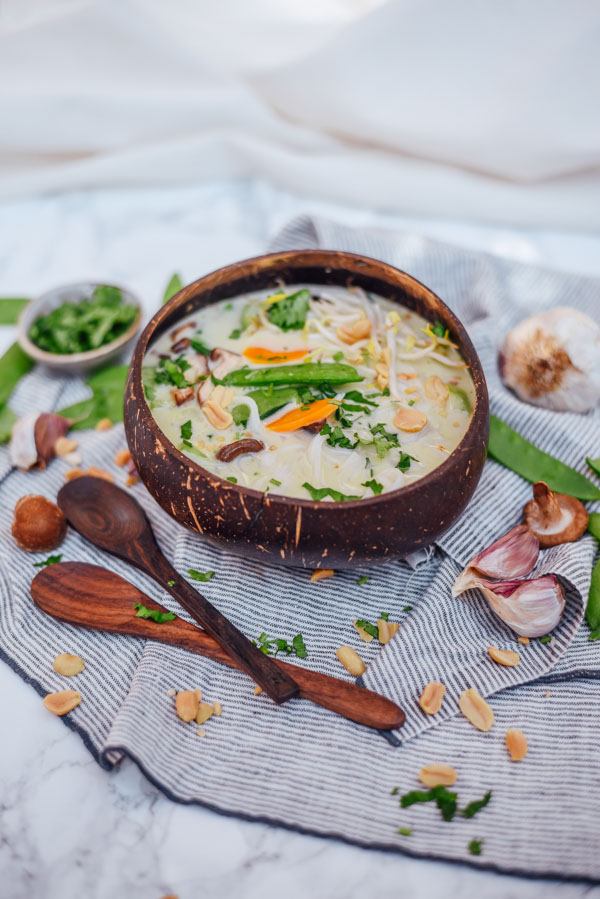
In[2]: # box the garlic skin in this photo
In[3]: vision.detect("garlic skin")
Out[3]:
[9,412,39,470]
[452,525,539,596]
[462,574,565,637]
[499,307,600,412]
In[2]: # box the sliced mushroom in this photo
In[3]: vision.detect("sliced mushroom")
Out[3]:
[170,321,195,341]
[184,352,208,383]
[171,336,190,354]
[171,386,194,406]
[523,481,589,547]
[302,417,328,433]
[197,348,241,405]
[216,438,265,463]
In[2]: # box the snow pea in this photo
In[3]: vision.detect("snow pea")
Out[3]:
[247,386,302,419]
[219,362,363,388]
[587,559,600,641]
[589,514,600,542]
[587,457,600,479]
[0,297,29,324]
[488,415,600,501]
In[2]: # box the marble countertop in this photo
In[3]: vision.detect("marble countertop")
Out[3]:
[1,180,599,899]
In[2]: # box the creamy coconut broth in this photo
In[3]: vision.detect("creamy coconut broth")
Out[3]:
[143,285,475,501]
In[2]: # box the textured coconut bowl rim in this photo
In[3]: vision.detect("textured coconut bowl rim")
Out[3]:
[129,250,488,511]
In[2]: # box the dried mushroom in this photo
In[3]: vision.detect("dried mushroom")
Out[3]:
[523,481,588,547]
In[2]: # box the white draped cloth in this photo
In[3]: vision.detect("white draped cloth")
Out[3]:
[0,0,599,228]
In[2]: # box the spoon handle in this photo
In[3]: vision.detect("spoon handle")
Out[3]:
[125,540,299,704]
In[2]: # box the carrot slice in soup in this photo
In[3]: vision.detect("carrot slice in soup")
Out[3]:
[267,398,337,432]
[243,347,308,365]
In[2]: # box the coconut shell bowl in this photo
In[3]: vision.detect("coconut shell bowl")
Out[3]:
[124,250,489,569]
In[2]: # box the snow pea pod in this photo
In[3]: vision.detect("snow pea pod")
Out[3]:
[219,362,363,388]
[488,415,600,501]
[0,297,29,325]
[589,513,600,542]
[587,457,600,479]
[587,559,600,641]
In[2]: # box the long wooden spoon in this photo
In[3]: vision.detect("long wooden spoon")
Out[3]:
[57,476,298,705]
[31,562,405,731]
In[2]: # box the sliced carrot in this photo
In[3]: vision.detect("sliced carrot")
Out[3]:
[266,398,337,432]
[243,347,309,365]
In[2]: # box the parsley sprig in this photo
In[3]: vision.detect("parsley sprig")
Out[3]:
[252,632,308,659]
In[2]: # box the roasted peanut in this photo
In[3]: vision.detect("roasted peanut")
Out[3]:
[459,688,494,732]
[175,690,200,722]
[419,681,446,715]
[203,400,233,430]
[378,619,399,644]
[506,729,528,761]
[213,701,223,717]
[43,689,81,716]
[210,385,234,410]
[418,763,457,787]
[87,466,115,483]
[337,318,371,344]
[518,636,530,645]
[310,569,334,582]
[114,449,132,467]
[196,701,215,725]
[65,467,85,481]
[488,646,520,667]
[95,418,113,432]
[394,407,427,433]
[53,653,84,676]
[336,646,366,677]
[424,375,449,407]
[54,436,78,456]
[375,362,389,391]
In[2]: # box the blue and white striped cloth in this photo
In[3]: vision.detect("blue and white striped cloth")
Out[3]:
[1,216,599,881]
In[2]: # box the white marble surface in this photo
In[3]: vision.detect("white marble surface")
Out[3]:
[1,180,600,899]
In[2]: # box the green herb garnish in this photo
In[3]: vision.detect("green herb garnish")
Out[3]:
[180,420,192,441]
[400,785,458,822]
[167,580,175,586]
[468,839,483,856]
[321,422,358,450]
[134,602,175,623]
[187,569,215,582]
[403,605,413,612]
[229,328,242,340]
[252,631,308,658]
[303,482,360,502]
[397,827,412,836]
[163,273,183,305]
[362,478,383,495]
[190,336,212,356]
[461,791,492,819]
[357,576,369,586]
[333,351,344,362]
[540,635,552,644]
[431,320,446,338]
[29,286,137,354]
[232,404,250,427]
[356,619,379,639]
[380,611,389,620]
[397,452,417,472]
[33,554,63,568]
[270,478,282,486]
[226,476,238,484]
[267,289,310,331]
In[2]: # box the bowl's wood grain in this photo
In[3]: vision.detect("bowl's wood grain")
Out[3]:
[124,250,489,568]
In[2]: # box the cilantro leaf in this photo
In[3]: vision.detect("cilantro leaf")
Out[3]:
[33,554,62,568]
[134,602,175,623]
[303,482,360,502]
[232,404,250,426]
[540,635,552,644]
[321,423,358,450]
[362,478,383,495]
[380,611,389,621]
[292,633,308,658]
[397,827,412,836]
[163,273,183,305]
[461,791,491,819]
[357,576,369,586]
[356,619,379,639]
[400,785,457,822]
[187,569,215,582]
[468,839,483,856]
[432,320,446,338]
[190,336,212,356]
[180,420,192,441]
[252,631,308,658]
[267,289,310,331]
[397,452,417,472]
[226,476,238,483]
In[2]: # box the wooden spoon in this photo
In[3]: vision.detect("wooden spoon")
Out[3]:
[57,476,298,705]
[31,562,405,731]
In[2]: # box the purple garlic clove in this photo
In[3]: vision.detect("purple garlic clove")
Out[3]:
[461,574,565,637]
[452,524,539,596]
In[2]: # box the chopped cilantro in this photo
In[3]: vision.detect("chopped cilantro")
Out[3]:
[408,399,415,407]
[270,478,282,486]
[362,478,383,495]
[33,554,62,568]
[468,839,483,856]
[356,619,379,639]
[540,635,552,644]
[155,357,189,388]
[190,336,212,356]
[320,422,358,450]
[380,611,389,621]
[180,420,192,441]
[333,351,344,362]
[356,576,369,586]
[232,404,250,427]
[358,422,399,458]
[397,452,417,472]
[267,289,310,331]
[400,785,457,822]
[303,482,360,502]
[391,786,399,795]
[187,569,215,582]
[403,605,413,612]
[252,631,308,658]
[167,580,175,586]
[134,602,175,623]
[224,302,233,310]
[229,328,242,340]
[397,827,412,836]
[461,791,492,819]
[344,390,378,408]
[432,320,446,338]
[226,476,238,483]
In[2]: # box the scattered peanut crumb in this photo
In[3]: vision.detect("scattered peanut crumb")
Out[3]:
[459,687,494,732]
[175,690,199,722]
[125,475,139,487]
[43,689,81,716]
[545,690,551,698]
[54,436,78,456]
[419,763,457,787]
[87,465,115,483]
[378,619,399,645]
[253,685,263,695]
[167,688,176,697]
[506,729,528,761]
[213,700,222,716]
[310,569,334,582]
[63,452,82,466]
[518,636,530,645]
[114,449,131,467]
[196,701,215,725]
[65,468,85,482]
[335,645,366,676]
[353,619,374,642]
[196,728,206,738]
[95,418,113,432]
[419,681,446,715]
[488,646,520,667]
[53,653,85,676]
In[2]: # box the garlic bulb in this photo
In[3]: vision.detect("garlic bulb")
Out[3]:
[452,525,539,596]
[9,412,70,470]
[462,574,565,637]
[499,307,600,412]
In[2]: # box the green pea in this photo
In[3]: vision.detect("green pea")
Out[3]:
[488,416,600,501]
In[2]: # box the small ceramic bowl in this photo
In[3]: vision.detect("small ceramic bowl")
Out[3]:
[125,250,489,569]
[18,281,142,375]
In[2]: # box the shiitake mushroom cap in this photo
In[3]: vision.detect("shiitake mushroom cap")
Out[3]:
[523,481,588,548]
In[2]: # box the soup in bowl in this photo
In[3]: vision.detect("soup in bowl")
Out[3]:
[124,251,489,568]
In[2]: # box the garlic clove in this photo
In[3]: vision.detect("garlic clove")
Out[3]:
[464,574,565,637]
[499,307,600,413]
[9,412,40,470]
[34,413,70,468]
[452,525,539,596]
[523,481,589,548]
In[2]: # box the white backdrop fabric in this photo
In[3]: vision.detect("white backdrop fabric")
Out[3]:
[1,0,599,228]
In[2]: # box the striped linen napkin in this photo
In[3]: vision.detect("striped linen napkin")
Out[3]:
[1,217,599,881]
